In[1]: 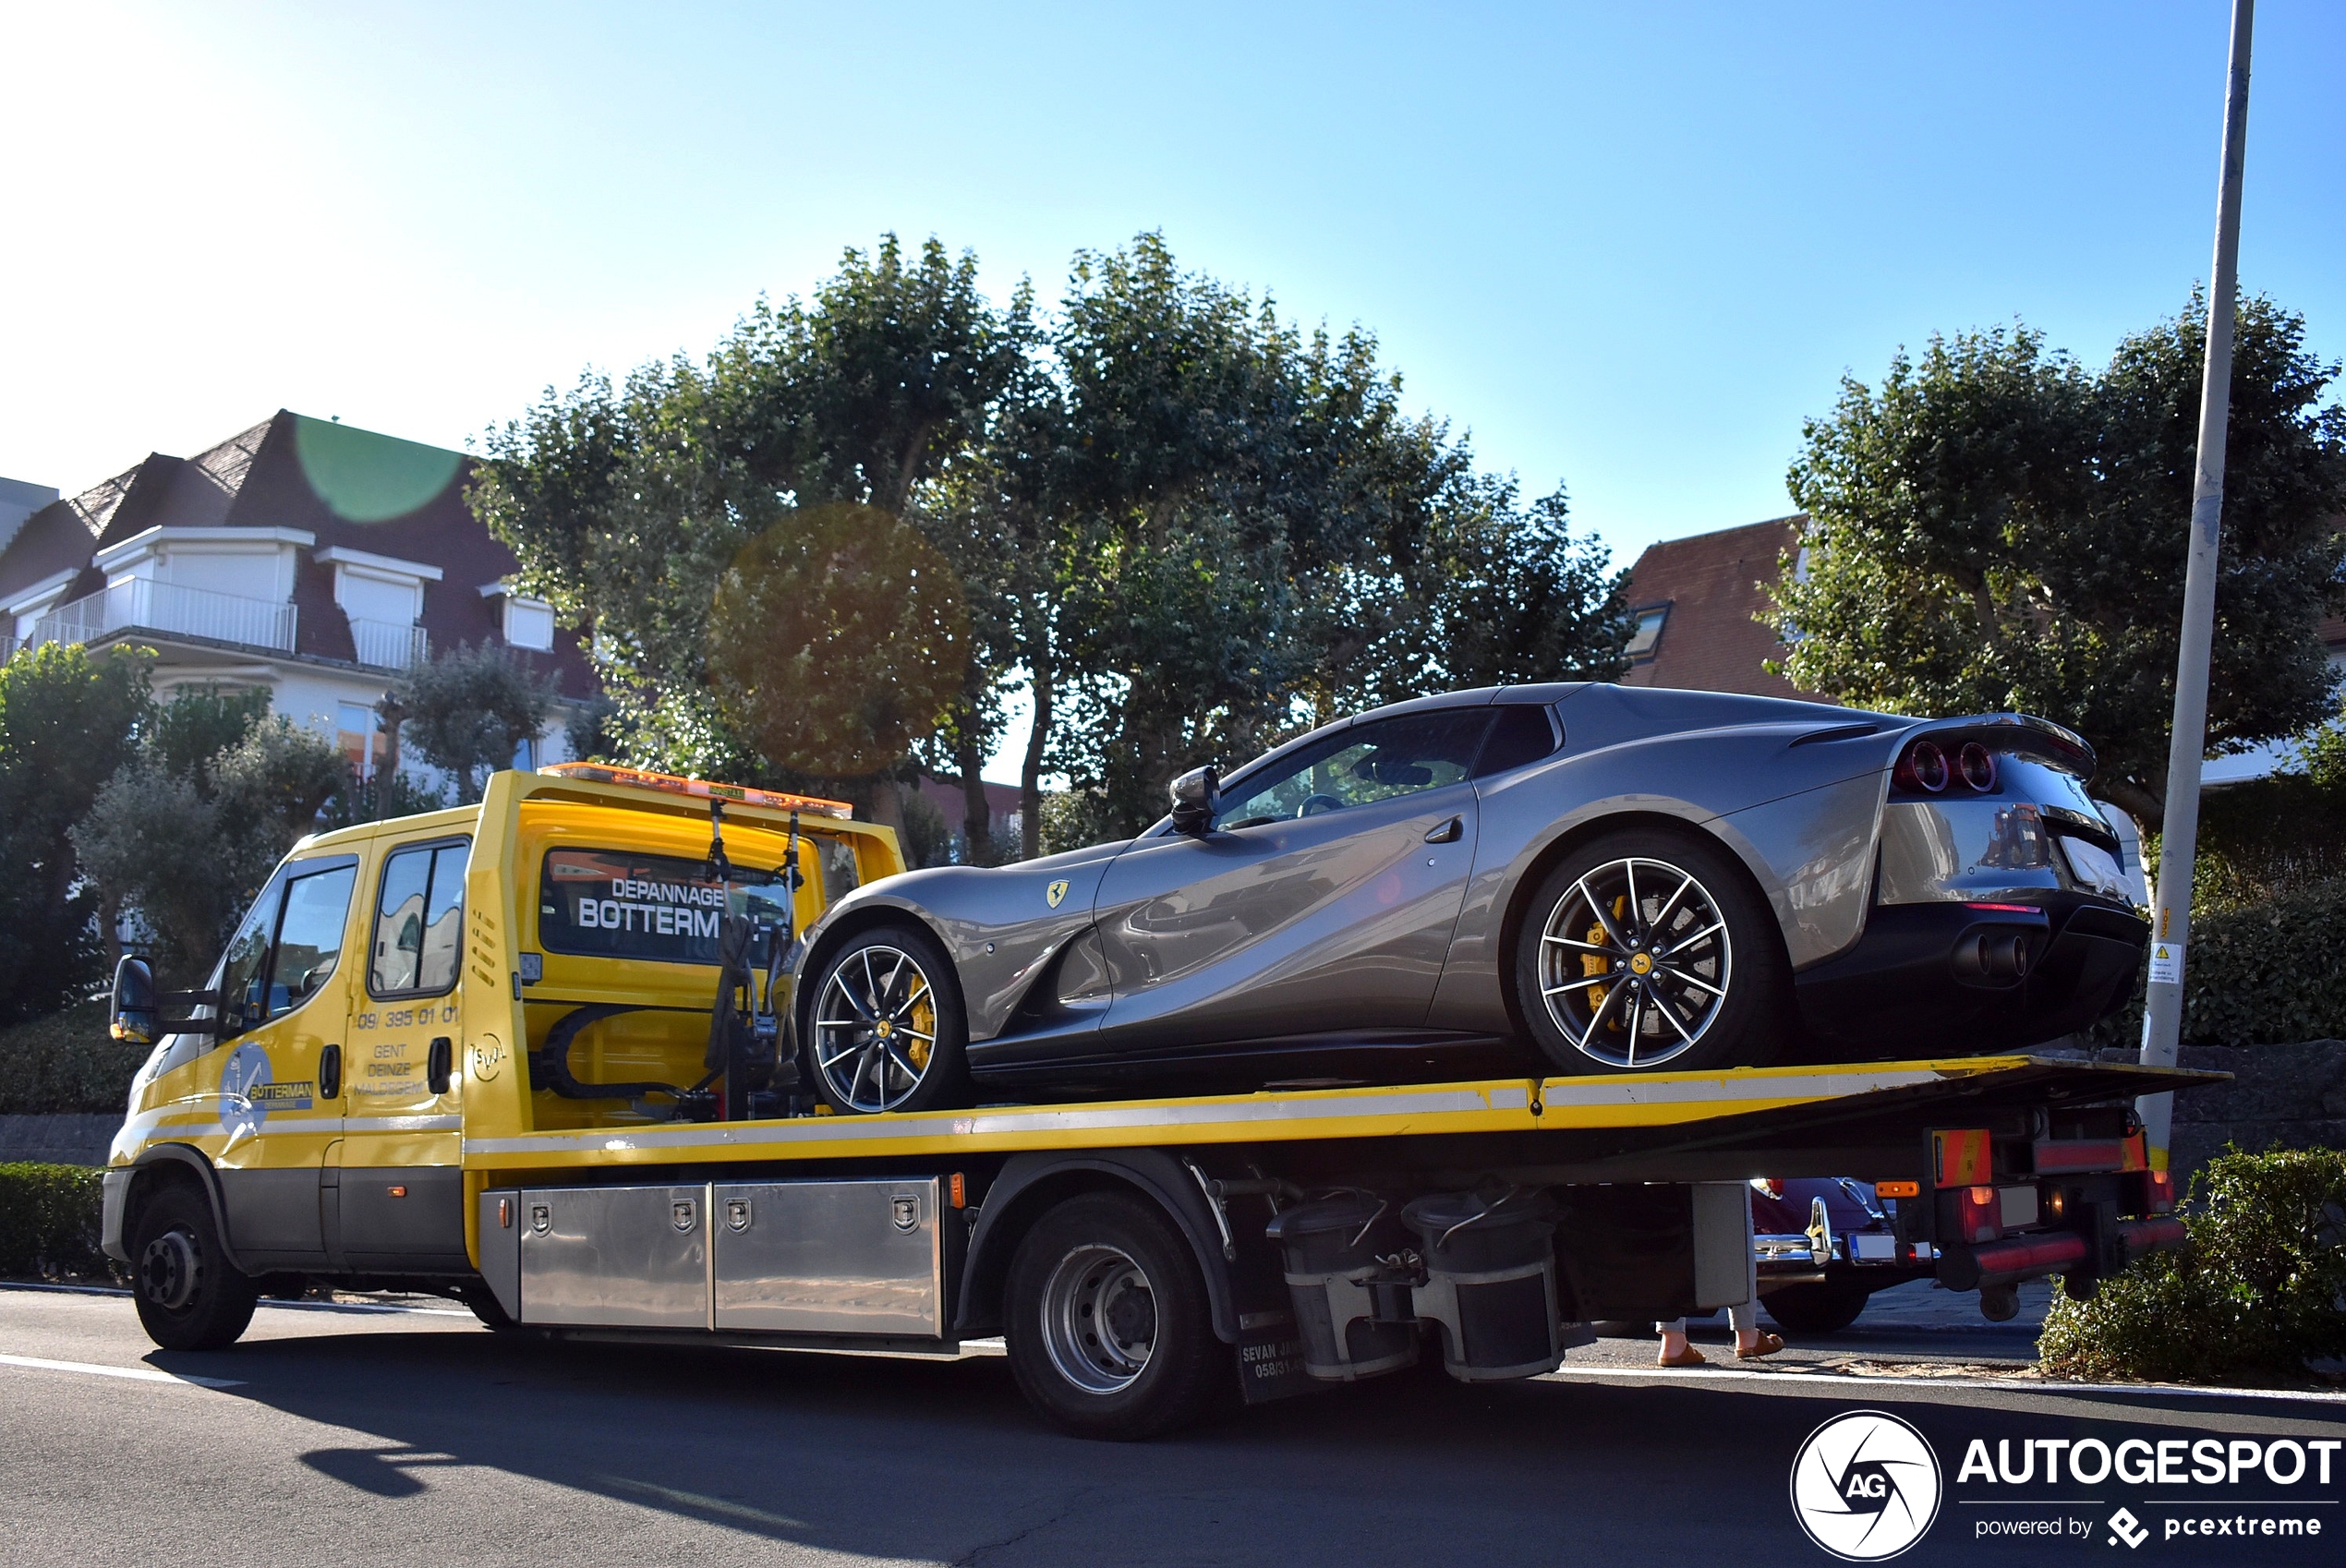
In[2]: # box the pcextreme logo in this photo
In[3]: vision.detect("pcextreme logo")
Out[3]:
[1790,1409,1945,1561]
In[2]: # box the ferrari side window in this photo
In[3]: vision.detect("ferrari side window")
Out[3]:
[1472,705,1560,778]
[1218,710,1492,828]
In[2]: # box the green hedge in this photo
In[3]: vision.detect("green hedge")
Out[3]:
[0,1162,110,1279]
[2038,1148,2346,1384]
[2089,874,2346,1048]
[0,999,145,1115]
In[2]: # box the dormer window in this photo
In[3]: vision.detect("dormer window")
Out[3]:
[479,581,555,652]
[316,546,440,669]
[1626,603,1671,662]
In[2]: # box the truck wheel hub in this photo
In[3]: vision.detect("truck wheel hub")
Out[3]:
[139,1227,201,1311]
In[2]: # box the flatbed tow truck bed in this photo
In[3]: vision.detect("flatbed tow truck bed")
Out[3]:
[99,765,2216,1436]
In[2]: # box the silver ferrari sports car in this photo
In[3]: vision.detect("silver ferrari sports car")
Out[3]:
[785,683,2149,1112]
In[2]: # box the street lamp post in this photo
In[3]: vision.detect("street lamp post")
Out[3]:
[2138,0,2256,1166]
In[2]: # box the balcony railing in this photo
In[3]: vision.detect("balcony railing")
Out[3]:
[30,578,298,655]
[349,618,429,670]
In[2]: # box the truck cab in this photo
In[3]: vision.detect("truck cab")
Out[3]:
[103,765,896,1318]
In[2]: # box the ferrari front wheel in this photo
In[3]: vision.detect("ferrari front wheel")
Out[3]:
[806,925,970,1114]
[1514,828,1787,1075]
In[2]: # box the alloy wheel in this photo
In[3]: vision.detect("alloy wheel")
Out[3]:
[813,945,940,1112]
[1535,855,1733,1068]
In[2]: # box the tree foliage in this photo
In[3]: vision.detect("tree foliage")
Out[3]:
[390,642,556,803]
[707,503,969,778]
[0,644,153,1022]
[74,692,344,987]
[1771,295,2346,827]
[474,231,1632,856]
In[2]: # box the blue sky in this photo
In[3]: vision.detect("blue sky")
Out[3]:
[6,2,2340,772]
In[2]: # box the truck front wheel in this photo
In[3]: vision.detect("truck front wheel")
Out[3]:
[1004,1193,1229,1441]
[130,1183,259,1352]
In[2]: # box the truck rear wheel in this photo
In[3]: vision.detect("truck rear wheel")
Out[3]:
[1004,1193,1229,1441]
[130,1183,259,1352]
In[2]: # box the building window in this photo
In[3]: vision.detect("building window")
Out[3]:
[503,596,555,652]
[513,734,538,771]
[1626,604,1671,662]
[338,701,388,782]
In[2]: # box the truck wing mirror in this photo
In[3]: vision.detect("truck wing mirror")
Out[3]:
[110,956,157,1044]
[1168,765,1220,838]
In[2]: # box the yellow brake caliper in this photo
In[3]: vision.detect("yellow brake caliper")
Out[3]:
[1580,896,1631,1030]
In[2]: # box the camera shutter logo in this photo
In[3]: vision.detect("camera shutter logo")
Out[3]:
[1789,1409,1942,1561]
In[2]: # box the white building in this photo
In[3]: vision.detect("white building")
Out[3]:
[0,412,592,792]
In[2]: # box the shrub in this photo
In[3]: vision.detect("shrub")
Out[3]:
[2038,1147,2346,1384]
[2090,874,2346,1048]
[0,1162,110,1279]
[0,1000,144,1115]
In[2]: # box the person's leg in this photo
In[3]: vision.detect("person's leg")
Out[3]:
[1734,1186,1782,1357]
[1655,1317,1700,1365]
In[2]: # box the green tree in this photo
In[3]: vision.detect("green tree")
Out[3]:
[391,642,556,803]
[1770,295,2346,828]
[0,644,153,1022]
[72,692,343,988]
[706,503,970,780]
[472,235,1028,808]
[1039,235,1627,841]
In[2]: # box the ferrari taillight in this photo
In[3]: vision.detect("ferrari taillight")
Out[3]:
[1895,741,1950,793]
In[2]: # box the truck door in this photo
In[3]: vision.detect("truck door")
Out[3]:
[332,835,472,1272]
[209,852,361,1272]
[1088,708,1491,1063]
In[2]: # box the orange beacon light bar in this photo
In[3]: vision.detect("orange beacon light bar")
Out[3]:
[539,761,855,821]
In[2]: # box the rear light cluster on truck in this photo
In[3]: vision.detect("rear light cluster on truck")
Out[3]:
[1917,1121,2187,1306]
[1893,739,2000,794]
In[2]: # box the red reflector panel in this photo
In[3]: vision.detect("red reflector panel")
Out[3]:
[1955,1185,2001,1245]
[1933,1128,1992,1188]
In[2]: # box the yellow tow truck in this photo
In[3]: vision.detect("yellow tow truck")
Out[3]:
[102,765,2209,1438]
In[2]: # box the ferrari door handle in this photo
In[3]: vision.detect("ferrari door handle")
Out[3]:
[1424,817,1464,844]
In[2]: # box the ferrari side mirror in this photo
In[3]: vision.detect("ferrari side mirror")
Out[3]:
[1169,765,1220,837]
[111,956,157,1044]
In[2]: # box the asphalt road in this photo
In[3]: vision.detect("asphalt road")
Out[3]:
[4,1284,2340,1568]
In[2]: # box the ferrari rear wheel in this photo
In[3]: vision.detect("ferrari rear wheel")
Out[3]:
[807,925,970,1114]
[1515,829,1787,1075]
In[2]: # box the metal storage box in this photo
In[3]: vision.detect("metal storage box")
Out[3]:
[713,1177,944,1336]
[519,1184,709,1328]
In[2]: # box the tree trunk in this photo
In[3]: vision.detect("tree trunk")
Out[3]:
[1020,659,1054,862]
[954,724,993,865]
[868,777,908,843]
[2093,778,2164,846]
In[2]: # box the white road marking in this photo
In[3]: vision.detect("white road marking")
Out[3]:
[0,1352,244,1389]
[1542,1364,2346,1405]
[0,1281,470,1317]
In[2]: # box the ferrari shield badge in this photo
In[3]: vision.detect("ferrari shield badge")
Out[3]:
[1046,879,1070,909]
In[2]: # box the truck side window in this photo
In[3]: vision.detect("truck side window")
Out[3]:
[370,839,472,997]
[218,858,359,1037]
[538,848,791,967]
[270,865,357,1019]
[818,838,859,902]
